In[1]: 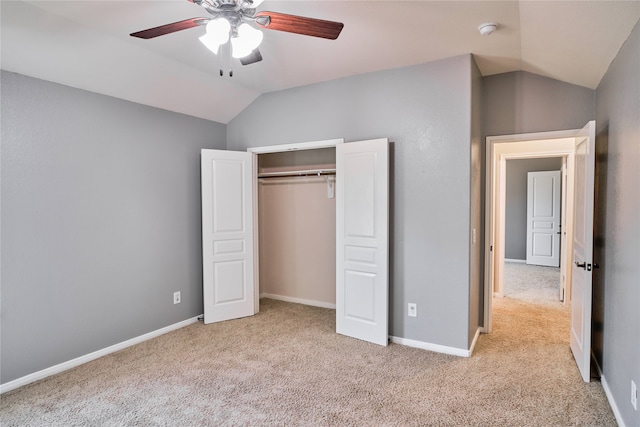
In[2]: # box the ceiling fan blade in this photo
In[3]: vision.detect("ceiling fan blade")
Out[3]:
[240,49,263,66]
[130,18,208,39]
[255,11,343,40]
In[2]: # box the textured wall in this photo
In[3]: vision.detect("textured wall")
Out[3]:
[229,55,475,350]
[505,157,564,260]
[0,72,226,383]
[595,20,640,427]
[484,71,595,137]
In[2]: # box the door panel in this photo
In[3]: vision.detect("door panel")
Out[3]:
[336,139,389,346]
[201,149,255,324]
[526,171,561,267]
[570,121,596,382]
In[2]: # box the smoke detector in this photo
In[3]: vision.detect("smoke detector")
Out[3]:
[478,22,498,36]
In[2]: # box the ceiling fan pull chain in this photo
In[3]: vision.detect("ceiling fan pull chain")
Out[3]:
[227,41,233,77]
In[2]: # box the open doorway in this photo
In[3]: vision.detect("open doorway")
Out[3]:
[484,130,578,333]
[503,158,564,305]
[484,122,597,383]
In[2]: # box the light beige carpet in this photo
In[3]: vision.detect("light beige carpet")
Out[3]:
[504,261,562,305]
[1,298,615,426]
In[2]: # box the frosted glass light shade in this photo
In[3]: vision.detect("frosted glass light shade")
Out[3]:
[199,18,231,54]
[231,23,263,58]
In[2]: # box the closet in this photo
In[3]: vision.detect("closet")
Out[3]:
[257,148,337,308]
[201,138,390,345]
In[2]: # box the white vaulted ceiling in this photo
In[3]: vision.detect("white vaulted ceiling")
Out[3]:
[2,1,638,124]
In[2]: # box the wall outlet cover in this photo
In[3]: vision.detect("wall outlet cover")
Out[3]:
[173,291,181,305]
[408,303,417,317]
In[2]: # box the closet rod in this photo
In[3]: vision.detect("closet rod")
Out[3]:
[257,168,336,179]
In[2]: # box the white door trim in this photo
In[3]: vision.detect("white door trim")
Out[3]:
[246,138,344,312]
[247,138,344,154]
[484,132,577,333]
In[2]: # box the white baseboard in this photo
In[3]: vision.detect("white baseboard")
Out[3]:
[505,258,526,263]
[468,327,481,356]
[389,336,472,357]
[260,293,336,309]
[601,375,626,427]
[0,315,202,395]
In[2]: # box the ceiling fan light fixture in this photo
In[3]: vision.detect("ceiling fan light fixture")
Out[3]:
[246,0,265,8]
[231,23,263,58]
[199,18,231,53]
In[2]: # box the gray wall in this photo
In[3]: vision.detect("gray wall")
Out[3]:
[595,20,640,427]
[505,157,563,260]
[484,71,595,137]
[0,71,226,383]
[228,55,477,350]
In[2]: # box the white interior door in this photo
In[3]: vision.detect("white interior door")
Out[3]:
[526,170,561,267]
[570,120,596,382]
[201,149,255,324]
[336,138,389,346]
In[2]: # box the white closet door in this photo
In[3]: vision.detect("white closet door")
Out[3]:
[201,149,255,324]
[570,120,596,382]
[336,138,389,346]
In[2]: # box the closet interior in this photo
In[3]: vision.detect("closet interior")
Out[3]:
[257,148,337,308]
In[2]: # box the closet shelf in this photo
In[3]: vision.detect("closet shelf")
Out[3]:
[257,168,336,179]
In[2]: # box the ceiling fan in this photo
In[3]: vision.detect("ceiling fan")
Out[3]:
[130,0,344,69]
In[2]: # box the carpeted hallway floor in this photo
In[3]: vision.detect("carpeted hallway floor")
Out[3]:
[0,297,615,426]
[504,261,562,305]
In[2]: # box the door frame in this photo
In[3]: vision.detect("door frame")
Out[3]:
[247,138,345,313]
[484,130,577,333]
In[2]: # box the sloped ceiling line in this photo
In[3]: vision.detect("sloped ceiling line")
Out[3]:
[1,1,638,124]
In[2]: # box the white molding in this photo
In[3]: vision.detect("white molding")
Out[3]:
[505,258,526,264]
[468,327,481,356]
[260,293,336,310]
[248,138,344,317]
[601,375,626,427]
[484,130,578,334]
[389,336,473,357]
[0,315,202,394]
[487,128,581,144]
[247,138,344,154]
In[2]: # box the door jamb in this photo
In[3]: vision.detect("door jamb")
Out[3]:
[246,139,344,312]
[484,130,577,333]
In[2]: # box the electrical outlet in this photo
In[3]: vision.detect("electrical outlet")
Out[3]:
[632,380,638,411]
[408,303,417,317]
[173,291,181,305]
